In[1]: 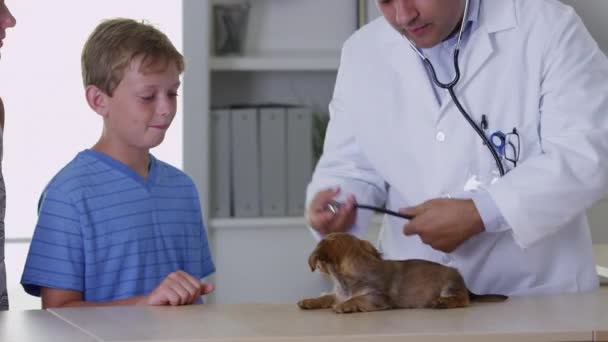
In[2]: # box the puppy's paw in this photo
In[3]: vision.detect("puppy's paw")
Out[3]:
[332,301,360,314]
[297,298,319,310]
[431,295,469,309]
[298,294,336,310]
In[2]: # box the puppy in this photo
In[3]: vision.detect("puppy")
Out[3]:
[297,233,507,313]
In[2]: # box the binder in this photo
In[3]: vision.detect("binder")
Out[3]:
[259,105,287,217]
[210,108,232,218]
[231,106,261,217]
[286,106,313,216]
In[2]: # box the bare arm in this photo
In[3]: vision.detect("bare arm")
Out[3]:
[41,271,215,309]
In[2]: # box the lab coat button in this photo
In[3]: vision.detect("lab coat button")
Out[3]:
[442,255,452,264]
[436,131,446,142]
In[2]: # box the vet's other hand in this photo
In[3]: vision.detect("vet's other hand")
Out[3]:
[307,188,356,236]
[400,198,484,253]
[143,271,215,306]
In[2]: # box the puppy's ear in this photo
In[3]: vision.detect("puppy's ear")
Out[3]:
[308,242,331,272]
[359,239,382,261]
[308,248,320,272]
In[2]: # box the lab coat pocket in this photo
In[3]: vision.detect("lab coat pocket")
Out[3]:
[478,120,539,177]
[516,121,543,163]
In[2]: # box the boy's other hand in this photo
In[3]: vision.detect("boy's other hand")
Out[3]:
[143,271,214,306]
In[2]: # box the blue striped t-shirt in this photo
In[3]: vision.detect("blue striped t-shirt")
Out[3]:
[21,149,215,302]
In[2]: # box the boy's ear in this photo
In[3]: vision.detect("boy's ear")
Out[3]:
[85,85,109,117]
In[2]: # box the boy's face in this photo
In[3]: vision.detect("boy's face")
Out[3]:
[103,56,180,151]
[378,0,466,49]
[0,0,17,56]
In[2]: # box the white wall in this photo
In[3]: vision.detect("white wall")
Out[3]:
[0,0,182,310]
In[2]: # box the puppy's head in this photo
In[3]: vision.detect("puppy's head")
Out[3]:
[308,233,382,274]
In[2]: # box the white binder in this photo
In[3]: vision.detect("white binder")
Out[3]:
[210,108,232,218]
[286,106,313,216]
[259,105,287,217]
[231,106,261,217]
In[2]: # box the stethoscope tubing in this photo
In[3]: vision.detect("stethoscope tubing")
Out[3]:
[355,204,414,220]
[405,0,507,176]
[440,53,506,176]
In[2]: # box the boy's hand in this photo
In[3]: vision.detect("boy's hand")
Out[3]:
[143,271,215,306]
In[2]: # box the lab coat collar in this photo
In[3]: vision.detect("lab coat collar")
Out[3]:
[388,38,440,118]
[442,0,517,112]
[480,0,517,34]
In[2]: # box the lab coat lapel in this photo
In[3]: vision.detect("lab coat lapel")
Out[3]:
[438,0,516,115]
[388,42,441,119]
[438,28,494,115]
[457,30,494,96]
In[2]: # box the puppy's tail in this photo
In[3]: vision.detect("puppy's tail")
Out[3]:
[468,290,508,302]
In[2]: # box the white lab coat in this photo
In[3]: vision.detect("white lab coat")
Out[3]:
[307,0,608,296]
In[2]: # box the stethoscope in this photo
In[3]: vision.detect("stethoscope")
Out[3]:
[403,0,507,177]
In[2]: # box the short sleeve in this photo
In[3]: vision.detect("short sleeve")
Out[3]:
[190,181,215,279]
[21,186,84,296]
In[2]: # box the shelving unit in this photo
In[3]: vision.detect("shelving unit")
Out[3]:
[183,0,361,305]
[207,0,358,224]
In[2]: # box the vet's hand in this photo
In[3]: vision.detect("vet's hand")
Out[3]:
[307,188,356,236]
[400,198,484,253]
[142,271,214,306]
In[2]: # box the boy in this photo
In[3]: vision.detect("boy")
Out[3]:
[21,18,215,308]
[0,0,17,311]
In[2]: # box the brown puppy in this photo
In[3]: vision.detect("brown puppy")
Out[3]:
[298,233,507,313]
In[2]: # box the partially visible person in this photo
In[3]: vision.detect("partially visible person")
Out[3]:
[306,0,608,296]
[21,18,215,308]
[0,0,17,311]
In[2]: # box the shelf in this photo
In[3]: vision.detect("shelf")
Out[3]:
[210,50,340,71]
[209,214,385,231]
[210,216,307,230]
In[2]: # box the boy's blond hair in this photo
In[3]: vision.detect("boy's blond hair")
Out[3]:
[81,18,184,96]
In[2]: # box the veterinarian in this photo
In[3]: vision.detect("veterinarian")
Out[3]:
[306,0,608,296]
[0,0,16,311]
